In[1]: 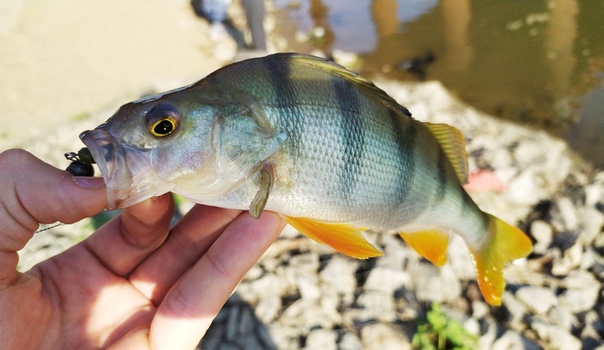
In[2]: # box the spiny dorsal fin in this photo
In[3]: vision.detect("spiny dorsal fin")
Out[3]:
[288,53,412,117]
[423,122,469,184]
[283,216,383,259]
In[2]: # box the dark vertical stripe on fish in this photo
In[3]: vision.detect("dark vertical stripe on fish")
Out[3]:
[389,109,417,205]
[332,77,363,201]
[435,148,448,201]
[266,58,303,158]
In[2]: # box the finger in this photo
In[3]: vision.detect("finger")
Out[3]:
[107,326,152,350]
[149,211,285,350]
[0,149,106,285]
[127,205,242,303]
[80,193,174,277]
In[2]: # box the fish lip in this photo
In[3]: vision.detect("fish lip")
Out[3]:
[80,128,134,210]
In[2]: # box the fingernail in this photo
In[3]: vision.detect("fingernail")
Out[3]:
[73,176,106,189]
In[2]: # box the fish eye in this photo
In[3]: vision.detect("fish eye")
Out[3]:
[146,103,181,138]
[151,118,176,136]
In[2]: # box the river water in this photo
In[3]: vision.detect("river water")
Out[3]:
[273,0,604,168]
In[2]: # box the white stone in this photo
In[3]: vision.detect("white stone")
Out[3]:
[557,197,579,231]
[319,255,358,301]
[559,286,600,314]
[296,274,321,301]
[491,330,540,350]
[254,296,282,324]
[515,286,557,314]
[304,329,337,350]
[356,291,397,322]
[501,292,528,330]
[531,320,581,350]
[412,263,461,302]
[547,306,576,331]
[363,267,409,295]
[530,220,553,254]
[579,207,604,242]
[360,323,411,350]
[339,333,363,350]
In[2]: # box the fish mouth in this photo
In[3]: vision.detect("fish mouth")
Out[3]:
[80,128,161,210]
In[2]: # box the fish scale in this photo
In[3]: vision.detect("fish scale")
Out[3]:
[254,62,413,221]
[265,107,424,227]
[79,53,532,305]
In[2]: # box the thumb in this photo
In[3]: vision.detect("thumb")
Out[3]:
[0,149,107,253]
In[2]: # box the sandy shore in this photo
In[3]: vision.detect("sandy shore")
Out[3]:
[0,0,230,152]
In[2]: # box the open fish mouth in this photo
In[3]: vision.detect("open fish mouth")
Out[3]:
[80,128,159,210]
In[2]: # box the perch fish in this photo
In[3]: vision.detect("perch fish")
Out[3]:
[80,53,532,305]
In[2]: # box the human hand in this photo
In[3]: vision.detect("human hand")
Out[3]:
[0,149,285,349]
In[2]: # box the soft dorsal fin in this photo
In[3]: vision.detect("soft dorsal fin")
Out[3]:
[423,122,469,184]
[283,216,383,259]
[398,228,449,266]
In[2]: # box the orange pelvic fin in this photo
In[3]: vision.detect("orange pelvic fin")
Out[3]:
[283,216,383,259]
[398,228,449,266]
[470,214,533,306]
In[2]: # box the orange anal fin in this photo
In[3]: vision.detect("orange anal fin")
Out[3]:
[398,229,449,266]
[470,214,533,306]
[283,216,383,259]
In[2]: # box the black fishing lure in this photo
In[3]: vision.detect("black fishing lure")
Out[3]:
[65,147,95,177]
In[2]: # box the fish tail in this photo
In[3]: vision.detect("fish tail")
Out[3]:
[469,214,532,305]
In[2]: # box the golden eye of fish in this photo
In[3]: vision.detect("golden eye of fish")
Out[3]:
[150,118,176,137]
[146,103,181,137]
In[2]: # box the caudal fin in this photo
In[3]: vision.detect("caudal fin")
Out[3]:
[469,214,532,305]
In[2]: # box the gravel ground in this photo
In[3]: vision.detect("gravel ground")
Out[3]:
[6,1,604,349]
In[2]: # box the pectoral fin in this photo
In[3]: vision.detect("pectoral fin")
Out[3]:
[283,216,383,259]
[398,228,449,266]
[249,168,274,218]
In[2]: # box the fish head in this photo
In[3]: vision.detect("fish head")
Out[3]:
[80,90,218,209]
[80,86,285,210]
